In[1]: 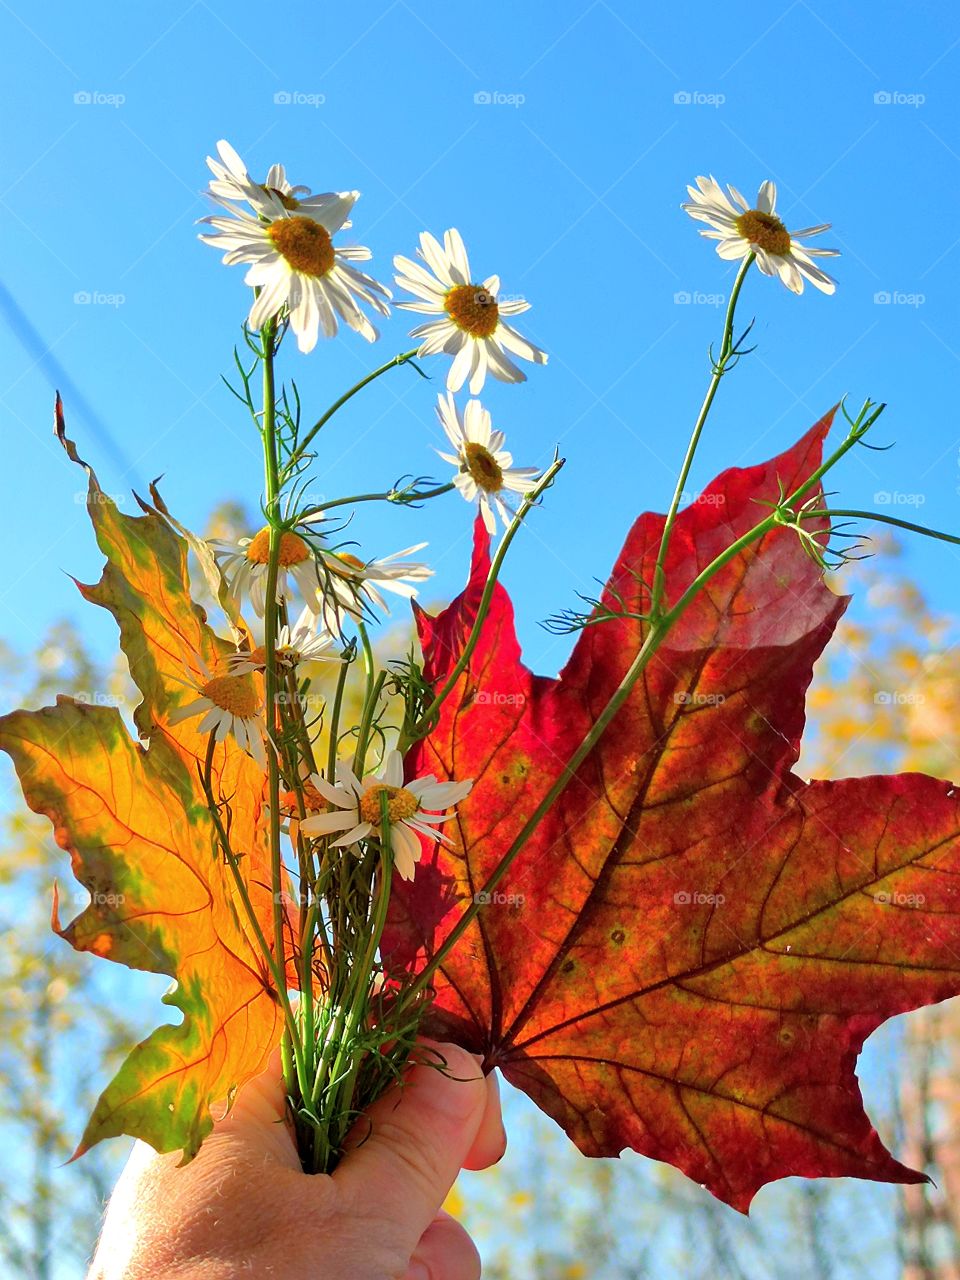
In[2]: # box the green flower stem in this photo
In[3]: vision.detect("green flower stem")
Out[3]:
[650,254,755,617]
[260,320,304,1102]
[299,896,319,1078]
[399,404,877,1010]
[300,482,455,518]
[319,797,396,1171]
[327,643,355,782]
[404,458,565,749]
[804,508,960,548]
[352,622,387,775]
[286,348,421,475]
[200,734,302,1056]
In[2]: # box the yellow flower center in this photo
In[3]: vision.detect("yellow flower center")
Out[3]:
[245,527,311,567]
[464,442,504,493]
[243,643,297,668]
[444,283,500,338]
[358,783,420,826]
[241,640,295,670]
[280,781,329,814]
[735,209,792,256]
[268,216,336,277]
[262,186,300,211]
[200,674,260,719]
[329,551,365,579]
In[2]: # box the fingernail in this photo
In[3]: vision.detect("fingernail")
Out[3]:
[408,1262,431,1280]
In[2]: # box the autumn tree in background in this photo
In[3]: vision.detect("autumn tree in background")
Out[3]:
[0,622,140,1279]
[797,539,960,1280]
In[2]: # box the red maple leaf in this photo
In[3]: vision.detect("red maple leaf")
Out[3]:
[386,410,960,1210]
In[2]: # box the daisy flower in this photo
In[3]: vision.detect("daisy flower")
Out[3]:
[225,608,340,674]
[212,526,323,618]
[199,196,391,352]
[204,139,350,224]
[279,776,332,848]
[309,539,434,633]
[682,176,838,295]
[299,750,473,881]
[167,653,266,769]
[393,229,547,393]
[435,392,540,534]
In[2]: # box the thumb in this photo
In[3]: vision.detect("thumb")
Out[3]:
[334,1041,488,1245]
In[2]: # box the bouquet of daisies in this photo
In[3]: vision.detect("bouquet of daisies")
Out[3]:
[4,145,960,1211]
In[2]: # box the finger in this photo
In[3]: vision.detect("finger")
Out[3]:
[217,1047,286,1127]
[404,1211,482,1280]
[335,1041,488,1248]
[462,1070,506,1171]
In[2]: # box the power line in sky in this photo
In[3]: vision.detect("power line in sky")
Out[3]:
[0,279,136,478]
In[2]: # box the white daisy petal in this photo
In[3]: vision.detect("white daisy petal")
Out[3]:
[390,823,423,881]
[496,323,548,366]
[200,178,390,349]
[393,229,547,388]
[447,340,474,392]
[301,810,358,837]
[418,231,456,286]
[380,750,404,789]
[333,822,373,848]
[683,173,838,298]
[444,228,471,285]
[435,392,541,532]
[756,180,777,214]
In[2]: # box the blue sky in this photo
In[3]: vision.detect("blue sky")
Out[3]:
[1,0,958,677]
[2,5,959,1275]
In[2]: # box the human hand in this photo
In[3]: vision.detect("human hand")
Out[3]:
[88,1041,505,1280]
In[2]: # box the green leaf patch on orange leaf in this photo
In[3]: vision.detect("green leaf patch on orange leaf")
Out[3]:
[0,441,282,1160]
[387,410,960,1210]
